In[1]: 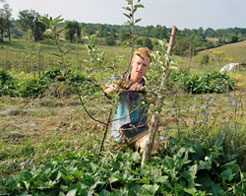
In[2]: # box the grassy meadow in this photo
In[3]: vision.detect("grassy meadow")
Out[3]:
[1,38,246,195]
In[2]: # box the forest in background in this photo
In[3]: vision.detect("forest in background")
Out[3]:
[1,0,246,57]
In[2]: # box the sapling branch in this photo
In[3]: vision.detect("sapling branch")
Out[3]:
[79,95,106,126]
[98,109,113,154]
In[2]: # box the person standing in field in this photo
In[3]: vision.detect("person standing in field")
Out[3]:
[104,47,159,153]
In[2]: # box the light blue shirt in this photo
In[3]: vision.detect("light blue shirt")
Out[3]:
[107,73,148,143]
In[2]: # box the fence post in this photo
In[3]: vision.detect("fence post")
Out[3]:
[38,48,41,78]
[5,46,8,71]
[76,29,79,66]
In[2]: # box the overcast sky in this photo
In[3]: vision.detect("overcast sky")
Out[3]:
[4,0,246,30]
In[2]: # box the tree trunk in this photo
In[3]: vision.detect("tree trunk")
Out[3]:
[0,29,4,42]
[141,26,177,168]
[8,27,11,42]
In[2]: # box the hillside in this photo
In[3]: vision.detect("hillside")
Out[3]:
[193,41,246,69]
[0,39,132,73]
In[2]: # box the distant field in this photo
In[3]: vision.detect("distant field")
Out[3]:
[0,39,132,73]
[206,37,219,42]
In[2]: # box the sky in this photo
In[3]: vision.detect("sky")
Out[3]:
[4,0,246,30]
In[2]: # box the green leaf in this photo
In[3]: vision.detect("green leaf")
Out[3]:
[123,13,131,20]
[135,18,142,23]
[184,187,197,195]
[125,0,132,5]
[64,48,72,55]
[189,164,198,178]
[164,156,174,169]
[122,6,131,11]
[99,190,111,196]
[66,189,76,196]
[134,4,145,9]
[131,151,140,162]
[109,176,119,184]
[198,160,211,170]
[140,178,150,184]
[221,168,233,181]
[51,52,61,57]
[23,181,30,191]
[155,175,168,183]
[142,184,159,195]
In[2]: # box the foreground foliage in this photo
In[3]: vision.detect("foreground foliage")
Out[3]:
[1,134,245,196]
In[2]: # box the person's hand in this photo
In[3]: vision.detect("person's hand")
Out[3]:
[119,80,133,92]
[129,83,146,92]
[104,80,133,93]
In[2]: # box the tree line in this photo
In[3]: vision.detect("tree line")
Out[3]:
[1,1,246,56]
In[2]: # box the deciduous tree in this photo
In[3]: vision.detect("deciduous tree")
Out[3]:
[0,0,12,42]
[18,9,46,41]
[64,20,81,43]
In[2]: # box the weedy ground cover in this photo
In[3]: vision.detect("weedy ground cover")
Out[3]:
[1,85,246,195]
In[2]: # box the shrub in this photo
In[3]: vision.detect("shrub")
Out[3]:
[170,70,234,94]
[17,78,49,98]
[0,70,17,97]
[0,68,100,98]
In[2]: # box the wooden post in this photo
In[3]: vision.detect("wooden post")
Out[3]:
[76,29,79,66]
[38,48,41,78]
[188,45,192,72]
[141,26,177,168]
[5,46,8,71]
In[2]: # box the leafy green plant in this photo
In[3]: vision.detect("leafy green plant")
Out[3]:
[16,77,49,98]
[170,70,234,94]
[0,68,99,98]
[0,70,17,96]
[1,134,245,195]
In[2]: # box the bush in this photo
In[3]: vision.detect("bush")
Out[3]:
[0,68,100,98]
[170,70,234,94]
[0,70,17,97]
[17,78,49,98]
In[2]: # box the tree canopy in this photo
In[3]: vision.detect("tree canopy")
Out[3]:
[18,9,46,41]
